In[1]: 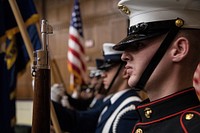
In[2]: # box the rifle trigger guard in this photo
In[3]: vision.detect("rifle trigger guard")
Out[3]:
[32,66,36,77]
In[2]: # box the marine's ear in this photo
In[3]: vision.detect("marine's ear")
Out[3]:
[170,37,189,62]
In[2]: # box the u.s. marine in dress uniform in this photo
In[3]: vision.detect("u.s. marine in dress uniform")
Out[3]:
[113,0,200,133]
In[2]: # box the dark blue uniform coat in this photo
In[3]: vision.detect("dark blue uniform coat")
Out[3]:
[132,88,200,133]
[53,89,141,133]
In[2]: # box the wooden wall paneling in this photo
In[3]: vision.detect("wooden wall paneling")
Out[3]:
[16,64,34,99]
[110,17,128,43]
[49,30,68,59]
[16,0,127,99]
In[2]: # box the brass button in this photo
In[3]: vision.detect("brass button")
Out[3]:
[144,107,152,118]
[118,4,131,15]
[185,113,194,120]
[175,18,184,27]
[135,128,143,133]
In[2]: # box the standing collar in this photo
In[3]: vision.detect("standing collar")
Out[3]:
[137,88,200,123]
[110,89,130,104]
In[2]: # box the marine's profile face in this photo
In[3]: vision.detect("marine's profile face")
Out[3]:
[121,36,163,88]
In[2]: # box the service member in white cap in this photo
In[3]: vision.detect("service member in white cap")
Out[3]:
[95,43,141,133]
[113,0,200,133]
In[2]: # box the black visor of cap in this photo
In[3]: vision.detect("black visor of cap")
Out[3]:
[113,19,178,51]
[99,63,113,70]
[95,59,104,69]
[99,54,122,70]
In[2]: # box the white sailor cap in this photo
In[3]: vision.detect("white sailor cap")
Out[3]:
[89,69,103,78]
[113,0,200,50]
[99,43,123,70]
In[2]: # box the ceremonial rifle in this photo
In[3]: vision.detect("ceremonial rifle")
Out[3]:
[31,19,53,133]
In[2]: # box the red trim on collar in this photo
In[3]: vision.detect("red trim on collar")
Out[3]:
[137,88,194,109]
[180,112,188,133]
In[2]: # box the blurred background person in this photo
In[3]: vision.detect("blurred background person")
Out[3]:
[88,59,106,109]
[51,83,94,111]
[51,58,105,111]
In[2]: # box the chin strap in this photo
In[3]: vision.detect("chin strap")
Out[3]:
[104,62,124,95]
[135,18,184,91]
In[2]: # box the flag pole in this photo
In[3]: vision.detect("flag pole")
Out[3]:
[8,0,62,133]
[8,0,33,60]
[70,74,75,92]
[51,59,66,87]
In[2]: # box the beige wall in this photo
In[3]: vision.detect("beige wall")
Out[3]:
[16,0,127,99]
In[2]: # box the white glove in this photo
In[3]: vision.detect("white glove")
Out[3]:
[61,95,74,109]
[51,83,66,103]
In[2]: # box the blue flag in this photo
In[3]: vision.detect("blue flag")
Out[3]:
[0,0,41,132]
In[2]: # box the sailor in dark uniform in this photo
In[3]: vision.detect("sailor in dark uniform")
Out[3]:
[113,0,200,133]
[51,42,141,133]
[95,43,142,133]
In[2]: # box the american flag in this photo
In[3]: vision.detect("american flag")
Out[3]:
[67,0,87,91]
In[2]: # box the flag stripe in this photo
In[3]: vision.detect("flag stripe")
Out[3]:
[68,47,86,71]
[69,35,84,54]
[69,31,84,54]
[68,39,82,55]
[67,60,82,84]
[68,62,81,77]
[68,52,86,83]
[68,38,84,68]
[68,51,82,70]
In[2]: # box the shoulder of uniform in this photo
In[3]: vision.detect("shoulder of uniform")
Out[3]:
[180,106,200,133]
[112,104,137,133]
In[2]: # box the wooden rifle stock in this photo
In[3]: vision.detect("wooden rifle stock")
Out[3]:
[32,69,50,133]
[32,20,53,133]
